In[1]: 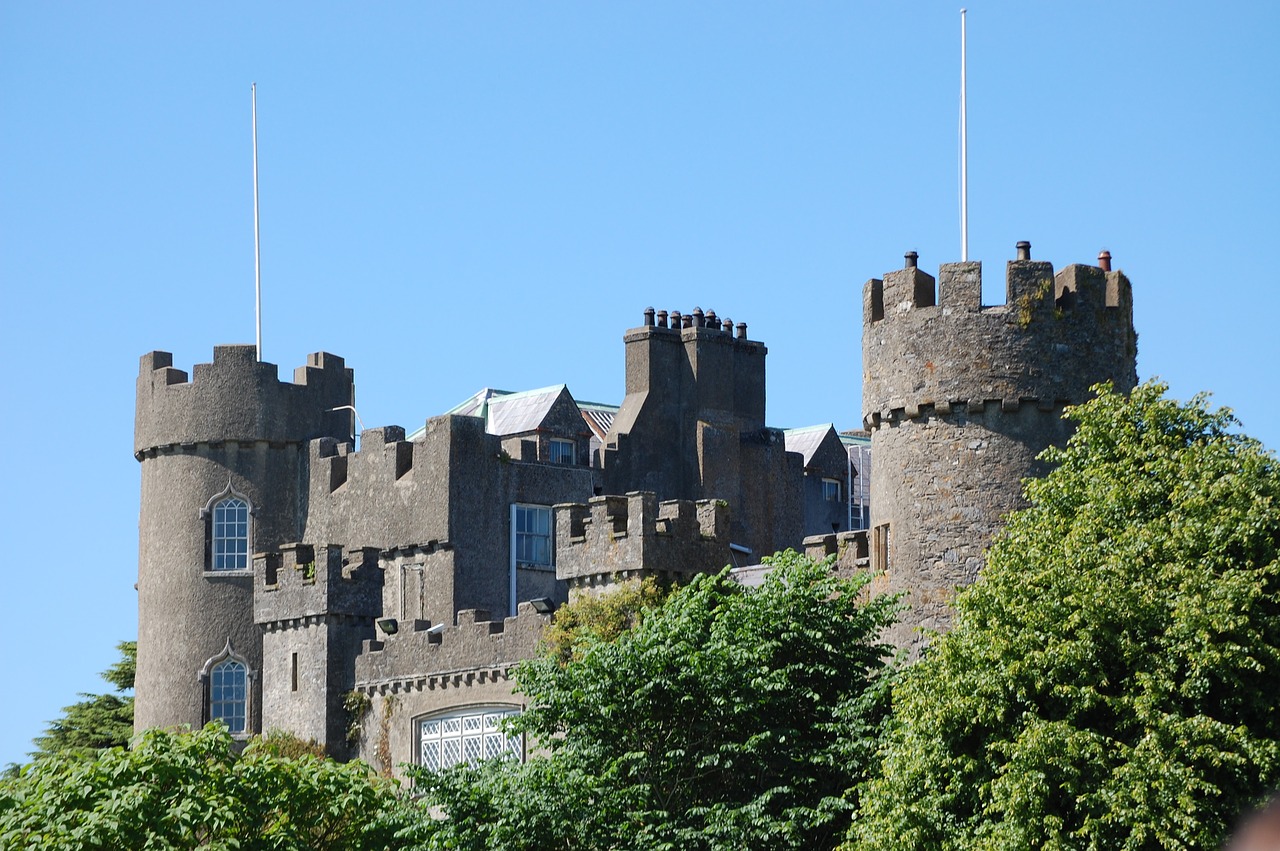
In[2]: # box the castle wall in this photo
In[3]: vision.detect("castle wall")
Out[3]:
[304,415,596,621]
[862,249,1137,653]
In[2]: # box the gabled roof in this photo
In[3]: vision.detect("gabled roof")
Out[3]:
[783,424,837,467]
[577,400,619,441]
[486,386,569,436]
[411,384,602,440]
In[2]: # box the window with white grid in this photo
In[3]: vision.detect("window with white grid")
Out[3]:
[513,504,552,568]
[212,497,249,570]
[418,707,523,772]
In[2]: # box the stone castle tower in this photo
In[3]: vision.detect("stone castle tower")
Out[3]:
[861,243,1137,652]
[133,345,354,733]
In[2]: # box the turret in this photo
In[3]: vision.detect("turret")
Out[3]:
[254,543,382,756]
[862,245,1137,652]
[133,345,354,735]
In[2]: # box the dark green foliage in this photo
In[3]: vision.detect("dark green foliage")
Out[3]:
[850,382,1280,851]
[0,724,429,850]
[414,551,900,850]
[29,641,136,762]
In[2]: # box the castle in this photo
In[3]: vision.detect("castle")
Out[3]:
[133,243,1136,774]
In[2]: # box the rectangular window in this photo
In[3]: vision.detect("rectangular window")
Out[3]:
[549,438,576,465]
[290,652,298,693]
[821,478,842,502]
[513,505,553,568]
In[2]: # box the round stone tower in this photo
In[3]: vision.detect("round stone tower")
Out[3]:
[861,244,1137,653]
[133,345,353,734]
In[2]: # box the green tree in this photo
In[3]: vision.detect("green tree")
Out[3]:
[30,641,136,761]
[539,575,667,663]
[0,724,429,850]
[415,551,900,850]
[850,381,1280,851]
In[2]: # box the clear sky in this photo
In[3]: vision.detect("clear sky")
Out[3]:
[1,2,1277,767]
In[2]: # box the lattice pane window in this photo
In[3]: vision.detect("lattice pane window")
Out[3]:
[210,659,247,733]
[418,707,522,772]
[213,497,250,570]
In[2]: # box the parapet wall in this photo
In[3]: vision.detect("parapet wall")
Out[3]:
[254,543,384,626]
[135,345,354,456]
[554,491,732,590]
[862,250,1137,427]
[353,603,551,693]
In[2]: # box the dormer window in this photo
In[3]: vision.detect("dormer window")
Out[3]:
[549,438,576,465]
[821,478,842,503]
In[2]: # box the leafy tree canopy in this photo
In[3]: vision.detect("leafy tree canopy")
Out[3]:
[415,550,900,851]
[850,381,1280,851]
[539,575,667,663]
[28,640,136,763]
[0,724,428,850]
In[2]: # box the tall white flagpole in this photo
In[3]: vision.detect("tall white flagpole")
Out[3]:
[960,9,968,262]
[252,83,263,361]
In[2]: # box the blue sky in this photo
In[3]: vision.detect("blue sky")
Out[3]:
[1,2,1276,767]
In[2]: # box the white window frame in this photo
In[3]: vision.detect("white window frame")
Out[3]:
[210,658,248,733]
[417,706,523,772]
[200,483,254,574]
[549,438,576,465]
[199,638,254,738]
[821,477,842,503]
[510,503,553,616]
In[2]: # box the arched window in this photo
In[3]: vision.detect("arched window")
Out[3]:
[212,497,249,571]
[417,706,522,772]
[210,658,247,733]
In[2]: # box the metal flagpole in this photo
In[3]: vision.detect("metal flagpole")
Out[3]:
[960,9,968,262]
[252,83,263,361]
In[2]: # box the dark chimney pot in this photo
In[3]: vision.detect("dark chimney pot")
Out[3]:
[1098,250,1112,271]
[736,322,747,340]
[905,250,918,268]
[1016,241,1032,261]
[656,310,668,329]
[643,306,655,327]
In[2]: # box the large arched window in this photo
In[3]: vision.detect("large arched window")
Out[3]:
[210,658,248,733]
[417,706,522,772]
[212,497,249,571]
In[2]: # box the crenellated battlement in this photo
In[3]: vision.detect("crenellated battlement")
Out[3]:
[352,602,551,695]
[254,543,383,627]
[862,245,1138,428]
[554,491,731,592]
[135,345,354,457]
[309,426,414,495]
